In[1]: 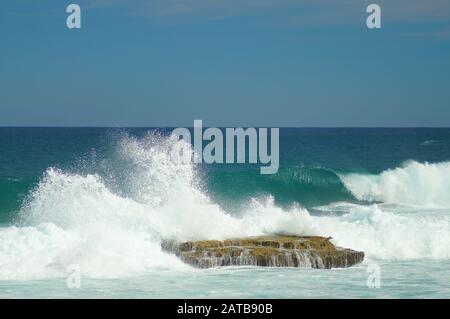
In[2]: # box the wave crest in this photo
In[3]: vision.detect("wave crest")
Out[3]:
[2,135,450,280]
[341,161,450,207]
[0,133,313,280]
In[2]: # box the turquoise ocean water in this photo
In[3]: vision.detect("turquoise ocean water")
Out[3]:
[1,128,450,298]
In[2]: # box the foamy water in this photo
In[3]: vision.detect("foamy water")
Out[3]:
[1,133,450,298]
[341,160,450,207]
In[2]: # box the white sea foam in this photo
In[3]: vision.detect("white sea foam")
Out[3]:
[340,161,450,207]
[1,136,450,280]
[311,204,450,261]
[0,134,313,280]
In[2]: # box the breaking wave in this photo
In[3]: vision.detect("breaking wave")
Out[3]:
[1,134,450,280]
[340,161,450,207]
[0,134,314,280]
[207,166,354,208]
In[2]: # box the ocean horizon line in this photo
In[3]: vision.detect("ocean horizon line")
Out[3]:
[1,126,450,129]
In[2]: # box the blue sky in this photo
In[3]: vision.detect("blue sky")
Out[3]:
[1,0,449,127]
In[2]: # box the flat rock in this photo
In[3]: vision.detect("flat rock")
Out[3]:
[162,235,364,269]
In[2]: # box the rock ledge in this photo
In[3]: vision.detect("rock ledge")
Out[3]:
[162,235,364,269]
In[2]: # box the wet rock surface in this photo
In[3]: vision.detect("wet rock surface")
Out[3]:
[162,235,364,269]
